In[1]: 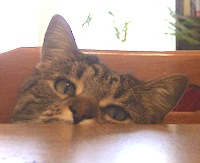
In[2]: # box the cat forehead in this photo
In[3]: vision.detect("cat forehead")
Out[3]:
[38,52,96,71]
[38,55,139,90]
[38,50,141,104]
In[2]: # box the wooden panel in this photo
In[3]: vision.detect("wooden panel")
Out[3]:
[164,111,200,124]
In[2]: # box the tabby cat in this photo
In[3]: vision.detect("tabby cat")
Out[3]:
[10,14,188,124]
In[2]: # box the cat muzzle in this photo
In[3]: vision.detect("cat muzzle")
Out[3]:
[69,96,98,124]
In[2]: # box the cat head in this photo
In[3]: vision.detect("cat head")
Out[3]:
[11,15,188,124]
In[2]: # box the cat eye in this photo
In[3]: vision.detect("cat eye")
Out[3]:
[103,105,128,121]
[54,78,76,96]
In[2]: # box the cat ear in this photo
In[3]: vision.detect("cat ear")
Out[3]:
[135,75,188,123]
[41,14,79,61]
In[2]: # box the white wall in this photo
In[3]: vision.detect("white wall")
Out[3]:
[0,0,39,52]
[0,0,175,53]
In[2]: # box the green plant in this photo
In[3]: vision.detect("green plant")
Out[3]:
[82,13,92,27]
[82,11,131,43]
[108,11,131,42]
[166,8,200,45]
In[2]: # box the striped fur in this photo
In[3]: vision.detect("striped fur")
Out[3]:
[10,15,188,124]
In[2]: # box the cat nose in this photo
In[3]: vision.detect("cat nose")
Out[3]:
[69,96,97,124]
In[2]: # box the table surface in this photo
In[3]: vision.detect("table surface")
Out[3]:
[0,124,200,163]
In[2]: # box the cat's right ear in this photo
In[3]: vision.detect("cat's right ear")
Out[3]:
[41,14,79,62]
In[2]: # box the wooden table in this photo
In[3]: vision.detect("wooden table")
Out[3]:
[0,124,199,163]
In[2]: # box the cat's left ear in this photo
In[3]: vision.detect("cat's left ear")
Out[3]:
[42,14,79,62]
[134,75,188,123]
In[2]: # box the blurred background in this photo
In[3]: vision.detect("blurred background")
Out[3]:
[0,0,199,53]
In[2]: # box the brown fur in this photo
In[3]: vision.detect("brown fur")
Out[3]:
[10,15,188,124]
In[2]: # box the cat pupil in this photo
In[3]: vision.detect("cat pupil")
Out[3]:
[103,105,128,121]
[54,78,76,96]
